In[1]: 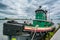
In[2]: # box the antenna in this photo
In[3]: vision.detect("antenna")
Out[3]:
[39,6,42,8]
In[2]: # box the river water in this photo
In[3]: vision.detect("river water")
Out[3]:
[0,20,8,40]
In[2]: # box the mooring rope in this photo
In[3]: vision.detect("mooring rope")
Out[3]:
[31,25,39,40]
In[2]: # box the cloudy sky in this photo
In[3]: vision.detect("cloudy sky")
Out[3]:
[0,0,60,23]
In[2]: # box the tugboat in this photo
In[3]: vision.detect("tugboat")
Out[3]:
[24,6,54,32]
[3,6,54,40]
